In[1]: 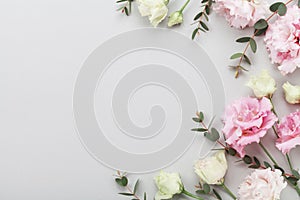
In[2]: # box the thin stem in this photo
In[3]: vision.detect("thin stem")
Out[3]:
[272,126,279,138]
[286,154,293,172]
[220,182,237,200]
[259,142,278,166]
[182,190,204,200]
[269,97,279,119]
[180,0,190,12]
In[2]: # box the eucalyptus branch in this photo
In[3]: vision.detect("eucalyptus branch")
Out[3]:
[114,171,147,200]
[191,0,213,40]
[116,0,134,16]
[230,0,295,78]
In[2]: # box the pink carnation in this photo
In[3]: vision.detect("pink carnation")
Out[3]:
[265,5,300,75]
[276,111,300,154]
[222,97,277,157]
[213,0,269,29]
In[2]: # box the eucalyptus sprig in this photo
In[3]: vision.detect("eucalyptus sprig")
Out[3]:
[229,0,295,78]
[116,0,134,16]
[191,0,214,40]
[114,171,147,200]
[195,183,223,200]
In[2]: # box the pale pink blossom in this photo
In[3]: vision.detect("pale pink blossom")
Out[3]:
[213,0,269,29]
[238,168,287,200]
[276,111,300,154]
[222,97,277,157]
[265,5,300,75]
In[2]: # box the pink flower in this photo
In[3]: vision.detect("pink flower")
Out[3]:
[213,0,269,29]
[222,97,277,157]
[276,111,300,154]
[238,168,287,200]
[265,5,300,75]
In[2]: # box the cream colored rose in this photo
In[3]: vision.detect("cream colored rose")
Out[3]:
[238,168,287,200]
[194,150,228,185]
[282,82,300,104]
[246,69,276,98]
[137,0,168,27]
[154,171,184,200]
[168,11,183,27]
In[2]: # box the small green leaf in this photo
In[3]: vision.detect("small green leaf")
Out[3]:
[196,190,205,194]
[287,177,299,186]
[192,28,199,40]
[203,183,211,194]
[264,161,272,169]
[270,2,283,12]
[133,179,139,194]
[243,155,252,164]
[124,7,129,16]
[243,54,251,65]
[249,38,257,53]
[230,53,243,59]
[277,3,287,16]
[205,128,220,142]
[228,148,237,156]
[298,0,300,8]
[199,112,204,122]
[249,164,260,169]
[254,156,260,166]
[144,192,147,200]
[213,189,222,200]
[236,37,250,43]
[192,117,201,123]
[254,19,268,30]
[254,27,268,36]
[292,170,300,179]
[116,0,127,3]
[191,128,208,132]
[115,176,128,187]
[200,21,209,31]
[205,6,210,15]
[118,192,134,196]
[194,12,203,20]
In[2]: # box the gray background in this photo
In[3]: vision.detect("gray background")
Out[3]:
[1,0,300,199]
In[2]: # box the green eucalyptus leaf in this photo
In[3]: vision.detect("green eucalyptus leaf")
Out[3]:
[192,28,199,40]
[249,38,257,53]
[199,112,204,122]
[194,12,203,20]
[254,19,268,30]
[274,165,285,174]
[118,192,134,196]
[192,117,201,123]
[243,54,251,65]
[205,128,220,141]
[133,179,139,194]
[292,170,300,179]
[230,53,243,59]
[270,2,283,12]
[228,148,237,156]
[203,183,211,194]
[243,155,252,164]
[191,128,208,132]
[144,192,147,200]
[253,156,260,166]
[277,3,287,16]
[236,37,250,43]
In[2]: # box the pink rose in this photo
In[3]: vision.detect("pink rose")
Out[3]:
[276,111,300,154]
[265,5,300,75]
[213,0,269,29]
[222,97,277,157]
[238,168,287,200]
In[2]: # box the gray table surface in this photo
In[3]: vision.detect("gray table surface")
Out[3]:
[1,0,300,199]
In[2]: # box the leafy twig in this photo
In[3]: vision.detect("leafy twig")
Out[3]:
[116,0,134,16]
[230,0,294,78]
[115,171,147,200]
[191,0,213,40]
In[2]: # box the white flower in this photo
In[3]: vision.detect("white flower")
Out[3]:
[137,0,168,27]
[246,69,277,98]
[194,150,228,185]
[168,11,183,27]
[283,82,300,104]
[238,168,287,200]
[154,171,184,200]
